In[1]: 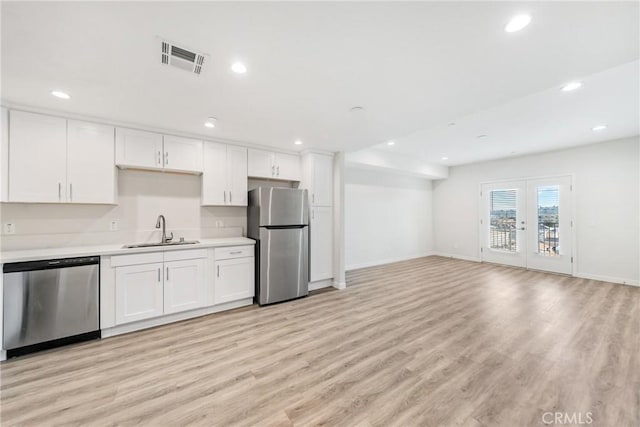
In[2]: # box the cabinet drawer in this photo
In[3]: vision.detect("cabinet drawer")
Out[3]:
[215,245,254,260]
[164,248,208,262]
[111,252,163,267]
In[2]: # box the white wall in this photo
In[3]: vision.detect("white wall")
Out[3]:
[345,167,433,270]
[433,137,640,285]
[0,169,246,251]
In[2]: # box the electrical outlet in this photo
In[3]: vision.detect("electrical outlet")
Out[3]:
[110,220,119,231]
[3,223,15,235]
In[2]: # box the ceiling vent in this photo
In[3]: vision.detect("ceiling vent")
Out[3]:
[160,39,207,75]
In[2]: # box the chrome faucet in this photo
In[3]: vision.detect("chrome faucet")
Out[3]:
[155,215,173,244]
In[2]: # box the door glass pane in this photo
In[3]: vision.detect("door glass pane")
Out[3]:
[489,189,518,252]
[537,185,560,256]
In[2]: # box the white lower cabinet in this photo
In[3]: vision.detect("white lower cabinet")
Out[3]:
[163,258,206,314]
[214,247,255,305]
[115,262,164,324]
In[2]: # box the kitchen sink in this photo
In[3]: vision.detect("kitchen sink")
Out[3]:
[123,240,200,249]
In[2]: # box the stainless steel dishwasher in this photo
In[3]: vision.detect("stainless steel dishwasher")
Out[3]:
[3,256,100,357]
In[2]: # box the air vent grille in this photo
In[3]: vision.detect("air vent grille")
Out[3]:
[159,39,208,75]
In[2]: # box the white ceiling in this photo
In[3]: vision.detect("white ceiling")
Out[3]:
[2,2,639,163]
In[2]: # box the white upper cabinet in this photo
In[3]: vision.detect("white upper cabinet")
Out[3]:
[303,153,333,206]
[67,120,116,204]
[202,142,247,206]
[8,111,115,204]
[247,148,300,181]
[227,145,248,206]
[116,129,202,174]
[9,111,67,203]
[276,153,302,181]
[202,142,228,205]
[115,128,163,169]
[247,148,275,178]
[162,135,203,173]
[1,108,8,202]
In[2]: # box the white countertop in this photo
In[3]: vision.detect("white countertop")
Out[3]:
[0,237,256,263]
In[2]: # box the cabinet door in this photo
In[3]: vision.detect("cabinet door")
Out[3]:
[164,258,206,314]
[247,148,275,178]
[67,120,116,204]
[202,142,228,205]
[115,263,164,324]
[275,153,301,181]
[163,135,203,173]
[227,145,248,206]
[311,153,333,206]
[310,206,333,281]
[115,128,163,169]
[9,111,67,202]
[214,257,254,304]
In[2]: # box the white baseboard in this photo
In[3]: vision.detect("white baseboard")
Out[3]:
[431,252,481,263]
[574,273,639,287]
[346,252,435,271]
[332,280,346,290]
[102,298,254,338]
[309,279,333,291]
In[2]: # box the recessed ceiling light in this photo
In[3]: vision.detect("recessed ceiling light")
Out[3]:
[561,81,583,92]
[505,14,531,33]
[448,122,456,127]
[387,141,395,146]
[477,134,488,139]
[204,117,217,128]
[231,62,247,74]
[294,140,303,145]
[441,156,449,161]
[51,90,71,100]
[350,106,365,112]
[592,125,607,131]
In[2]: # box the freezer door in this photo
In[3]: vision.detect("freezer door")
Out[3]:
[258,226,309,305]
[250,187,309,226]
[3,264,99,349]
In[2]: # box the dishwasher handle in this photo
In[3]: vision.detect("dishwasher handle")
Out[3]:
[3,256,100,273]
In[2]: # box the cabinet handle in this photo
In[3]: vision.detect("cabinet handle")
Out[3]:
[165,152,169,166]
[158,268,161,282]
[217,265,220,277]
[224,191,227,203]
[58,183,62,201]
[312,209,315,220]
[229,191,233,204]
[271,165,275,176]
[229,250,242,254]
[277,166,280,176]
[166,266,169,281]
[157,151,161,165]
[312,193,315,204]
[69,183,73,202]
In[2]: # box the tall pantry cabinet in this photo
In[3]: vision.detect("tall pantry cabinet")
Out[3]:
[301,152,334,283]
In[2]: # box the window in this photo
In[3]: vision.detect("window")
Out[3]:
[536,185,560,256]
[489,189,518,252]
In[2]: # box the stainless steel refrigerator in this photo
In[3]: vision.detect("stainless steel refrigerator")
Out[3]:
[248,187,309,305]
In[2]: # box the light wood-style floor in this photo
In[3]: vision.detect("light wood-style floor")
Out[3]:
[1,256,638,426]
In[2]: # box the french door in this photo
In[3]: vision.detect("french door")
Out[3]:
[481,176,573,275]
